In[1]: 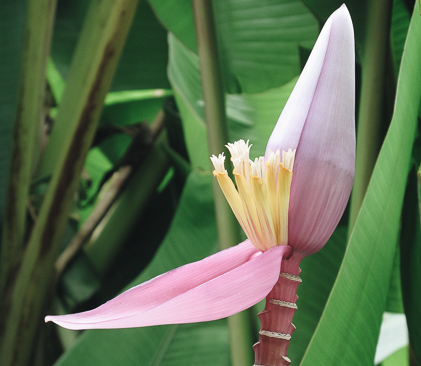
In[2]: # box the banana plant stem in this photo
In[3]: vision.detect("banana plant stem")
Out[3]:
[0,0,56,295]
[191,1,253,365]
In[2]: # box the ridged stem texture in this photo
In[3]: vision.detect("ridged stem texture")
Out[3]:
[253,255,302,366]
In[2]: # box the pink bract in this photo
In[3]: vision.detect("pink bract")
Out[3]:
[266,5,355,256]
[46,241,291,329]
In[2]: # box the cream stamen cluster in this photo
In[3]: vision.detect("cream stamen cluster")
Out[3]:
[211,140,296,251]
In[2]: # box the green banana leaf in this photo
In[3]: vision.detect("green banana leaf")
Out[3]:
[149,0,318,93]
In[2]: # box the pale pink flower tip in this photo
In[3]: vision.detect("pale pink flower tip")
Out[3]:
[266,5,355,256]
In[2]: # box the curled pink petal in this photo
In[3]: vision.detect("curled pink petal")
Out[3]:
[46,241,291,330]
[266,6,355,255]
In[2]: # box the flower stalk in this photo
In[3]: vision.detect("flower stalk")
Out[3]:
[254,258,302,366]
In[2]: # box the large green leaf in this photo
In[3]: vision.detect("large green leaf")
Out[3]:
[300,5,421,365]
[168,34,296,169]
[150,0,318,93]
[212,0,317,93]
[54,171,231,365]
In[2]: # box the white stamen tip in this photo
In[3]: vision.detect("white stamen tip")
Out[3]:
[225,139,252,159]
[267,150,281,175]
[282,149,296,171]
[226,140,252,180]
[210,153,226,173]
[250,156,266,180]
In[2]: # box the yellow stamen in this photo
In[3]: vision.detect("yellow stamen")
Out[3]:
[210,141,295,251]
[234,172,266,251]
[250,174,277,249]
[276,164,292,245]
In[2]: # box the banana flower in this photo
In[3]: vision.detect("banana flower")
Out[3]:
[46,5,354,333]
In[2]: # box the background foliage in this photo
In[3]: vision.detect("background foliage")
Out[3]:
[0,0,420,365]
